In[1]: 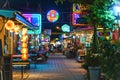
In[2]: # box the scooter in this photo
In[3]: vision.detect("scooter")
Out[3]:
[76,49,85,62]
[29,49,49,63]
[66,48,76,58]
[36,50,49,63]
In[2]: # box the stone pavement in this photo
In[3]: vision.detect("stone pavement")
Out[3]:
[13,53,87,80]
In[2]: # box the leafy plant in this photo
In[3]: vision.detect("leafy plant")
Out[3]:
[101,40,120,80]
[82,48,102,70]
[82,48,102,80]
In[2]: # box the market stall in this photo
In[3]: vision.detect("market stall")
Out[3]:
[0,9,38,80]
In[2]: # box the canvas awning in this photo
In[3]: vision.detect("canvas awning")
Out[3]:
[0,9,38,30]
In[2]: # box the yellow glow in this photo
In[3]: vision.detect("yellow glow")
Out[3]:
[22,54,28,61]
[21,42,27,47]
[106,36,109,40]
[21,48,28,54]
[5,20,15,31]
[22,28,28,35]
[21,35,28,42]
[14,25,21,34]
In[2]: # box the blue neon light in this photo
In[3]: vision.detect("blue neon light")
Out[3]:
[16,13,38,30]
[23,14,42,34]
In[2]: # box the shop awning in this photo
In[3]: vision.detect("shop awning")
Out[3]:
[0,9,38,30]
[74,26,94,31]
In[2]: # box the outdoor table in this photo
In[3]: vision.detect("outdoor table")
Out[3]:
[12,61,30,79]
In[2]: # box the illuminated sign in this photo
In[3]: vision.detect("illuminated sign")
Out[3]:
[73,3,81,13]
[72,13,88,26]
[23,14,42,34]
[40,34,50,42]
[73,3,87,14]
[61,24,70,32]
[47,10,59,22]
[16,13,36,30]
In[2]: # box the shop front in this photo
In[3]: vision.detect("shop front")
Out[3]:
[0,9,38,80]
[72,27,93,62]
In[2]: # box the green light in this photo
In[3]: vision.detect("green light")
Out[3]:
[61,24,70,32]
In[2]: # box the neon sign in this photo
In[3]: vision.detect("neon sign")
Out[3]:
[61,24,70,32]
[47,10,59,22]
[23,14,42,34]
[72,13,88,26]
[73,3,81,13]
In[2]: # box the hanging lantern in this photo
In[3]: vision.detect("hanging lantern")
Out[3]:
[21,48,28,54]
[5,20,15,31]
[22,28,28,35]
[14,25,21,34]
[21,35,28,42]
[21,42,27,47]
[21,54,28,61]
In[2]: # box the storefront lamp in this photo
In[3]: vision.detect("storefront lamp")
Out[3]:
[5,20,15,31]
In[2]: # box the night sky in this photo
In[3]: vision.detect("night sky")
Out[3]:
[0,0,73,39]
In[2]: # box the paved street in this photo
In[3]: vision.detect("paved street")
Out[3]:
[13,53,87,80]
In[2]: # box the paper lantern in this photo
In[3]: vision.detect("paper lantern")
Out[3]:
[22,28,28,35]
[21,42,27,47]
[5,20,15,30]
[21,35,28,42]
[14,26,21,34]
[22,54,28,61]
[21,48,28,54]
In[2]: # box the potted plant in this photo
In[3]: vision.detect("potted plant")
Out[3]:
[82,47,102,80]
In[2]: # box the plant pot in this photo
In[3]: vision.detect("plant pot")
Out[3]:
[88,66,101,80]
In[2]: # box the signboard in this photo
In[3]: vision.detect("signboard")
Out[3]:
[47,10,59,22]
[73,3,81,13]
[23,14,42,34]
[72,13,88,26]
[61,24,70,32]
[73,3,87,14]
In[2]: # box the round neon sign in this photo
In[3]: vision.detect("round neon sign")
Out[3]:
[47,10,59,22]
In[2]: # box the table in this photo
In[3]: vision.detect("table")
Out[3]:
[12,62,29,79]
